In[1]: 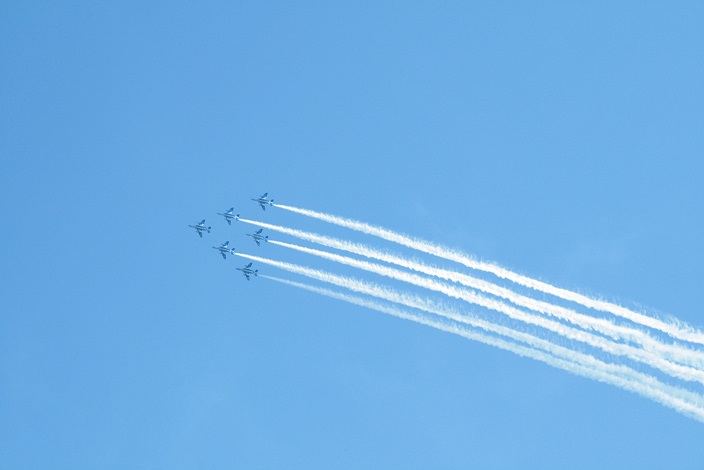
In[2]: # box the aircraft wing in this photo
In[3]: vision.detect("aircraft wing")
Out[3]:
[199,219,205,225]
[198,231,203,238]
[244,274,250,281]
[255,229,262,234]
[246,262,252,268]
[226,219,231,225]
[261,193,268,198]
[255,240,260,246]
[221,252,226,260]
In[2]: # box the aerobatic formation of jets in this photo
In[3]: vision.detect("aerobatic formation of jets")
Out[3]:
[189,193,274,279]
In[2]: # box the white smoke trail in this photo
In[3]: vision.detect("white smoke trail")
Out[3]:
[235,253,704,413]
[273,204,704,345]
[266,239,704,385]
[240,218,704,369]
[256,272,704,422]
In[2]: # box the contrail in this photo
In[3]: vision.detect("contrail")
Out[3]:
[266,239,704,385]
[235,253,704,417]
[258,273,704,422]
[239,218,704,369]
[273,204,704,345]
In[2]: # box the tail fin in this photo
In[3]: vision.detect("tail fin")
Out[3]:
[270,199,274,204]
[264,236,269,241]
[207,227,212,232]
[254,270,258,276]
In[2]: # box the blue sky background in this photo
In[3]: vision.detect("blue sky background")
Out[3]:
[2,2,704,468]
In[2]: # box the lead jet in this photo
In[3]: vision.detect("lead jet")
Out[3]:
[217,208,240,225]
[246,229,269,246]
[251,192,274,211]
[212,241,236,259]
[189,219,211,238]
[236,262,258,281]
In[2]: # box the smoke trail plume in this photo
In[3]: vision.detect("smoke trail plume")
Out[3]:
[240,217,704,369]
[266,239,704,385]
[273,204,704,345]
[235,253,704,420]
[257,273,704,422]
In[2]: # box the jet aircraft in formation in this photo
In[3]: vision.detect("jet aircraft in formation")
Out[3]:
[236,262,258,281]
[212,241,236,259]
[217,208,240,225]
[251,192,274,211]
[191,192,274,279]
[247,229,269,246]
[189,220,211,238]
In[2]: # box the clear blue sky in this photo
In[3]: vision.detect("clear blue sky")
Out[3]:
[2,2,703,468]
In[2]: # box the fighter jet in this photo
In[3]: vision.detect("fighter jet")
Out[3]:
[246,229,269,246]
[236,262,258,281]
[251,192,274,211]
[217,208,240,225]
[212,241,236,259]
[189,219,211,238]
